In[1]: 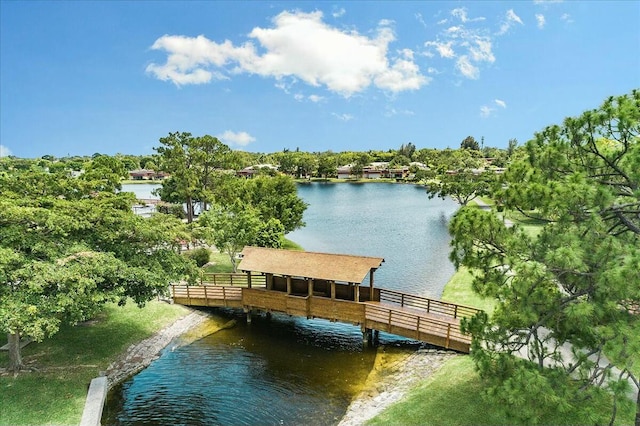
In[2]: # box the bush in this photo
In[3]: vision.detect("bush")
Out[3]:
[157,203,186,219]
[186,248,210,267]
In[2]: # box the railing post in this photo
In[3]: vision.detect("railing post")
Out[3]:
[446,325,451,348]
[427,299,430,313]
[401,293,405,307]
[454,305,458,319]
[187,285,191,305]
[204,285,208,306]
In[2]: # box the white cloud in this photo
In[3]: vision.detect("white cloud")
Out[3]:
[424,6,505,80]
[415,13,427,28]
[425,41,456,58]
[468,37,495,63]
[218,130,256,147]
[451,7,485,23]
[456,56,479,79]
[147,11,428,97]
[480,105,494,118]
[385,107,415,117]
[0,144,12,157]
[495,99,507,108]
[536,14,546,29]
[561,13,574,24]
[533,0,563,4]
[497,9,524,35]
[332,113,354,121]
[332,7,345,18]
[308,94,324,103]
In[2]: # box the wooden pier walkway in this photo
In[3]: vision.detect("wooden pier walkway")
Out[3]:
[170,273,479,353]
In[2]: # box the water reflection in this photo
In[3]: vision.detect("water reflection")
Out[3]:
[104,309,422,425]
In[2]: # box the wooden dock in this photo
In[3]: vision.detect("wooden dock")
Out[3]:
[170,274,479,353]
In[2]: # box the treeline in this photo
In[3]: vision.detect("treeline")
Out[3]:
[0,135,519,180]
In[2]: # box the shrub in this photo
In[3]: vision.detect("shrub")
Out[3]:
[187,248,210,267]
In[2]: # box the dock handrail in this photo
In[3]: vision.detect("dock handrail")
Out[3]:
[200,272,266,287]
[378,288,481,319]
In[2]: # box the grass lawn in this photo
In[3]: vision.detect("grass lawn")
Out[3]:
[0,301,190,426]
[440,266,496,315]
[367,356,634,425]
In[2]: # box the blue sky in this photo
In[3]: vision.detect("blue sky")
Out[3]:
[1,1,639,159]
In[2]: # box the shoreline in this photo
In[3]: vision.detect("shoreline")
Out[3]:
[104,307,210,391]
[338,346,458,426]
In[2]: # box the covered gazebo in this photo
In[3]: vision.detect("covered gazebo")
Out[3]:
[237,246,384,302]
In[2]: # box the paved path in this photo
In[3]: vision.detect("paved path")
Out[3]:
[473,198,513,227]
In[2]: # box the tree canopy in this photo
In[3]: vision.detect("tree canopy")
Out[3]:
[0,166,195,371]
[154,132,235,222]
[449,91,640,424]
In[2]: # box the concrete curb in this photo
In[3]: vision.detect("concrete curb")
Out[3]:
[80,376,107,426]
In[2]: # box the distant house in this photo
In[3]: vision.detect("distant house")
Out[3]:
[237,164,279,178]
[363,167,383,179]
[337,165,352,179]
[128,169,168,180]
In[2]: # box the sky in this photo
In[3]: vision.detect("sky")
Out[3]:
[1,1,639,159]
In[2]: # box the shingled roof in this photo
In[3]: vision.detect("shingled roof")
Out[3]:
[238,246,384,284]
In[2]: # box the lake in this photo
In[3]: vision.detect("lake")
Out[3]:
[106,182,459,425]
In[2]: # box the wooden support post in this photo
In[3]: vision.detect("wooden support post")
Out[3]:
[308,279,314,297]
[330,281,336,300]
[247,271,252,289]
[369,269,375,301]
[286,276,292,295]
[362,327,373,347]
[354,284,360,302]
[267,274,274,291]
[246,309,252,324]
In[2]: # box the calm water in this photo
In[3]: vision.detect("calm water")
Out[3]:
[105,182,459,425]
[289,182,458,298]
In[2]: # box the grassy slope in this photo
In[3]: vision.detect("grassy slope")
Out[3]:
[0,301,190,425]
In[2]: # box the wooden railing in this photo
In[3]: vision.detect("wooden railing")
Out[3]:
[365,303,471,351]
[200,273,266,287]
[169,281,478,352]
[170,284,243,307]
[378,288,480,319]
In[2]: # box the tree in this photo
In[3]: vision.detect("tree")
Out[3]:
[242,175,307,234]
[460,135,480,151]
[398,142,416,160]
[154,132,234,222]
[0,167,195,371]
[316,151,337,179]
[449,91,640,424]
[195,202,284,272]
[426,170,494,206]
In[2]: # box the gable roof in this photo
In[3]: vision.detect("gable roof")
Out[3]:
[238,246,384,284]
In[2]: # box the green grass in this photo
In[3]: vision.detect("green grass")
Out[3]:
[440,266,496,315]
[367,356,634,426]
[0,301,190,426]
